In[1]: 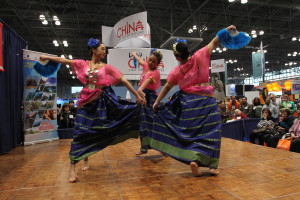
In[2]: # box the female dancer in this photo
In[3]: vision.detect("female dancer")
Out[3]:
[132,49,162,155]
[151,25,249,176]
[40,38,145,182]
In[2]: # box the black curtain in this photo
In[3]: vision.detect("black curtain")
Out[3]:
[0,20,27,153]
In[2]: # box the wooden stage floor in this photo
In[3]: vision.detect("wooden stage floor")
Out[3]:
[1,138,300,200]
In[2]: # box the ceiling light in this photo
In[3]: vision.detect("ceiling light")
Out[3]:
[285,63,288,66]
[61,55,65,58]
[234,59,237,62]
[292,37,297,41]
[218,50,222,53]
[39,14,45,20]
[288,53,291,56]
[193,25,197,30]
[265,61,269,64]
[54,43,59,47]
[229,59,232,62]
[228,0,235,2]
[294,62,297,65]
[53,16,59,21]
[53,40,58,44]
[241,0,248,4]
[69,55,73,59]
[264,50,267,53]
[216,47,220,51]
[294,52,297,54]
[245,33,249,36]
[42,20,48,25]
[259,30,264,35]
[212,50,216,53]
[293,54,297,57]
[252,34,257,38]
[55,21,61,25]
[251,30,256,35]
[72,76,75,79]
[66,65,70,68]
[188,28,193,33]
[70,71,73,74]
[223,48,227,51]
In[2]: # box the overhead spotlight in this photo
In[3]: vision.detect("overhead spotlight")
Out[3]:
[55,21,61,25]
[61,55,65,58]
[234,59,237,62]
[226,61,229,63]
[188,28,193,33]
[294,62,297,65]
[264,50,267,53]
[241,0,248,4]
[285,63,288,66]
[42,20,48,25]
[228,0,235,2]
[251,30,256,35]
[72,76,75,79]
[218,50,222,53]
[53,40,58,44]
[63,40,68,47]
[293,54,297,57]
[69,55,73,59]
[292,37,297,41]
[39,14,45,20]
[66,65,70,68]
[212,50,216,53]
[203,26,208,31]
[294,51,297,55]
[216,47,220,51]
[54,43,59,47]
[53,16,59,21]
[259,30,264,35]
[265,61,269,64]
[288,53,291,56]
[252,52,255,54]
[289,62,293,66]
[193,25,197,30]
[223,48,227,51]
[70,71,73,74]
[252,34,257,38]
[229,59,233,63]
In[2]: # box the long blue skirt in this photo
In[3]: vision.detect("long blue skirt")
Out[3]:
[69,87,140,164]
[139,89,157,152]
[141,90,222,169]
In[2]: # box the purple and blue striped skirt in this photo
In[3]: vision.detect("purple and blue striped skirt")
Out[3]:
[69,86,140,164]
[141,90,222,169]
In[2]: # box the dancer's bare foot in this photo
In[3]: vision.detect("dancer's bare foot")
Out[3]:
[135,150,147,156]
[209,168,220,175]
[82,157,89,171]
[190,162,203,176]
[69,164,79,183]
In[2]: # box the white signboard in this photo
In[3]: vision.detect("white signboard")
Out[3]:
[108,48,178,80]
[211,59,225,73]
[102,11,150,48]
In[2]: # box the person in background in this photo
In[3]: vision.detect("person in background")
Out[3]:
[231,109,248,120]
[218,101,229,123]
[289,112,300,153]
[280,92,296,116]
[213,79,226,102]
[269,93,280,110]
[240,97,252,117]
[227,96,240,116]
[59,103,75,129]
[250,108,275,145]
[262,97,278,118]
[251,97,263,118]
[264,109,293,148]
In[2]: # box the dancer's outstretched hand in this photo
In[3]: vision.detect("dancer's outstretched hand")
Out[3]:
[40,55,49,61]
[226,25,238,36]
[137,90,145,99]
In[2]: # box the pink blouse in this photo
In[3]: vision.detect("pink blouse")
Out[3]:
[167,46,213,95]
[290,119,300,137]
[138,62,161,91]
[71,59,123,107]
[72,59,122,86]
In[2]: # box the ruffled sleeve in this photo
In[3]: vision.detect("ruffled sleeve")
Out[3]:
[71,59,88,84]
[105,64,123,84]
[167,67,179,85]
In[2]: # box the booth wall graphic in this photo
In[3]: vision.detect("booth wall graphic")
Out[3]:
[108,48,178,80]
[23,50,59,144]
[211,59,226,101]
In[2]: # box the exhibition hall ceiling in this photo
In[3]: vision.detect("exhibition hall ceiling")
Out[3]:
[0,0,299,83]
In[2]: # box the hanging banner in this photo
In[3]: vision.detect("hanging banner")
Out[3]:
[252,51,264,78]
[108,48,178,80]
[102,11,150,48]
[211,59,225,73]
[0,22,4,72]
[23,50,59,144]
[292,80,300,94]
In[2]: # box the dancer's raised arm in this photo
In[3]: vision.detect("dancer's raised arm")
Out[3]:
[40,55,72,65]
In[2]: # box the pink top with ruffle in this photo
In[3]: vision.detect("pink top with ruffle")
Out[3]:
[71,59,123,107]
[167,46,213,95]
[138,62,161,91]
